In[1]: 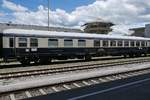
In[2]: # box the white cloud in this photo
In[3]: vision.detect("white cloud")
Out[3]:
[0,12,5,16]
[2,0,150,35]
[2,0,28,12]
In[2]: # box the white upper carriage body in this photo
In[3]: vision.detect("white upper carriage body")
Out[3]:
[2,28,150,48]
[3,28,150,41]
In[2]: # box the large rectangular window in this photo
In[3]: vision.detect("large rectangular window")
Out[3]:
[124,41,129,47]
[94,40,100,47]
[147,42,149,47]
[145,41,148,47]
[136,41,140,47]
[130,41,135,47]
[78,40,86,47]
[141,41,145,47]
[48,39,58,47]
[9,38,14,47]
[103,40,108,47]
[30,38,38,47]
[110,40,116,47]
[64,39,73,47]
[118,41,122,47]
[18,38,27,47]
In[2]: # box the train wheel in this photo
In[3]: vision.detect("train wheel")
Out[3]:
[34,58,40,64]
[77,56,84,59]
[85,55,92,61]
[144,54,147,57]
[123,55,127,58]
[135,54,141,57]
[20,59,30,65]
[129,54,134,58]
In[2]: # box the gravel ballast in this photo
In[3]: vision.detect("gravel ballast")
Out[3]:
[0,62,150,94]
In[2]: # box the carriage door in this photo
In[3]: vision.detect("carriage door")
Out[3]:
[0,34,2,58]
[30,38,38,54]
[9,37,16,57]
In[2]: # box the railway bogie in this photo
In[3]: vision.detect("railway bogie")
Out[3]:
[0,29,150,65]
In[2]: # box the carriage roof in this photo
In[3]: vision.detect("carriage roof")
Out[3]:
[3,29,150,41]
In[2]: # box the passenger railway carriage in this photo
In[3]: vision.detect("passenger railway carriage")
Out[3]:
[0,29,150,65]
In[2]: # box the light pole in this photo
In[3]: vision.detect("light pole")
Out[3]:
[47,0,50,31]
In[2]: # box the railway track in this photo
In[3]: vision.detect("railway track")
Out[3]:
[0,66,150,100]
[0,56,147,69]
[0,56,128,70]
[0,57,150,79]
[0,57,150,100]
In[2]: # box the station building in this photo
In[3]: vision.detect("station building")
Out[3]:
[130,27,145,37]
[82,21,114,34]
[0,20,114,35]
[130,24,150,38]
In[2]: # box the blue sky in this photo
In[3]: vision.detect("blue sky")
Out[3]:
[0,0,95,12]
[51,0,95,12]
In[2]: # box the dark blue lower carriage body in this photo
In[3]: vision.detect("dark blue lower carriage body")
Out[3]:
[2,47,150,62]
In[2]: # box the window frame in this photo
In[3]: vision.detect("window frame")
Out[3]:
[110,40,116,47]
[103,40,109,47]
[64,39,73,47]
[48,38,58,47]
[30,38,38,47]
[18,37,27,47]
[130,41,135,47]
[78,39,86,47]
[148,42,150,47]
[94,40,100,47]
[136,41,140,47]
[141,41,145,47]
[145,41,148,47]
[117,40,123,47]
[145,41,147,47]
[9,37,14,48]
[124,41,129,47]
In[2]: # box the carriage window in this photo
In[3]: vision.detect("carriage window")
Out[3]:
[118,41,122,46]
[78,40,86,47]
[103,40,108,47]
[136,41,140,47]
[146,42,150,47]
[48,39,58,47]
[141,41,145,47]
[94,40,100,47]
[64,39,73,47]
[9,38,14,47]
[148,42,150,47]
[130,41,135,47]
[18,38,27,47]
[145,41,147,47]
[30,38,38,47]
[110,40,116,46]
[124,41,129,47]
